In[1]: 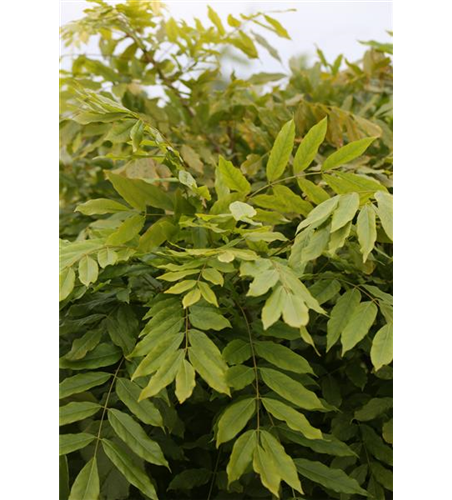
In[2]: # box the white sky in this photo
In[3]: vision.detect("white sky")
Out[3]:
[60,1,392,75]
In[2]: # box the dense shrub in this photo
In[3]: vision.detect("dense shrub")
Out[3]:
[60,2,393,499]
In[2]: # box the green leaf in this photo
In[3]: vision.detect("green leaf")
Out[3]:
[139,349,184,400]
[108,409,169,468]
[138,219,176,252]
[116,378,163,428]
[198,281,219,306]
[322,137,376,171]
[296,195,340,232]
[354,397,393,422]
[68,457,100,500]
[60,456,69,500]
[78,256,99,287]
[59,343,121,370]
[64,330,102,361]
[97,248,118,268]
[60,433,96,456]
[264,14,290,39]
[260,430,303,494]
[107,214,145,245]
[189,304,231,331]
[266,119,295,182]
[255,341,314,374]
[293,117,327,173]
[175,359,196,403]
[75,198,130,215]
[165,280,197,295]
[375,191,393,240]
[370,462,393,491]
[229,201,256,221]
[102,439,158,500]
[295,458,369,495]
[218,156,250,194]
[106,172,173,212]
[341,301,378,354]
[60,267,75,301]
[106,305,138,355]
[247,269,279,297]
[59,402,101,426]
[130,120,144,152]
[280,427,356,457]
[201,267,224,286]
[223,339,252,365]
[182,288,201,308]
[132,331,184,380]
[259,368,325,410]
[357,203,377,262]
[208,5,226,35]
[226,429,257,484]
[323,171,386,203]
[59,372,111,399]
[253,444,281,497]
[327,289,362,351]
[297,177,330,205]
[371,323,393,371]
[188,329,230,395]
[226,365,255,390]
[383,419,393,444]
[262,286,285,329]
[216,398,256,446]
[168,469,211,491]
[282,292,309,328]
[262,398,322,439]
[331,192,360,231]
[328,221,352,255]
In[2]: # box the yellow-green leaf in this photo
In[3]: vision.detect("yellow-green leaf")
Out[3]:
[341,301,378,354]
[218,155,250,194]
[102,439,158,500]
[326,289,361,352]
[60,267,75,301]
[106,214,145,245]
[68,457,99,500]
[75,198,130,215]
[182,287,201,308]
[357,203,377,262]
[375,191,393,240]
[293,117,327,173]
[226,429,257,484]
[60,433,96,456]
[175,359,196,403]
[322,137,376,171]
[370,323,393,370]
[78,256,98,287]
[216,398,256,446]
[331,192,360,231]
[266,119,295,182]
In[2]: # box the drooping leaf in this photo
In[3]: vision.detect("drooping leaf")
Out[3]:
[78,256,99,287]
[226,429,257,484]
[60,267,76,302]
[188,329,230,395]
[262,398,322,439]
[370,323,393,371]
[357,203,377,262]
[106,214,145,245]
[259,368,325,410]
[108,409,169,468]
[375,191,393,240]
[341,301,378,354]
[102,439,158,500]
[175,359,196,403]
[295,458,368,495]
[326,289,362,351]
[331,192,360,231]
[260,430,303,494]
[253,444,281,497]
[68,457,100,500]
[116,378,163,428]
